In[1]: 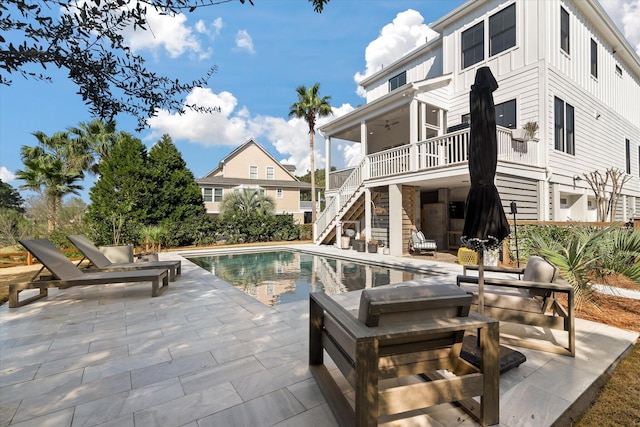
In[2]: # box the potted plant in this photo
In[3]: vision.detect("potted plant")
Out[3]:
[99,212,134,263]
[511,121,538,142]
[368,240,378,253]
[138,225,165,262]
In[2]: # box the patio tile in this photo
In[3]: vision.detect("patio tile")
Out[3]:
[272,403,339,427]
[36,345,129,378]
[130,350,216,388]
[9,408,74,427]
[499,382,570,426]
[82,348,172,383]
[231,359,312,401]
[72,377,185,425]
[132,382,242,426]
[10,372,131,424]
[0,368,84,404]
[197,388,305,427]
[0,364,40,388]
[179,355,265,395]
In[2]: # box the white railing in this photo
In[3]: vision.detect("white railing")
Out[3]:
[315,158,367,241]
[315,127,541,242]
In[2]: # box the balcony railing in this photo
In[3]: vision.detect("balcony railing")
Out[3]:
[328,127,540,190]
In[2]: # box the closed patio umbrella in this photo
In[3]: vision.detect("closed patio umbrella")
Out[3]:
[461,66,510,314]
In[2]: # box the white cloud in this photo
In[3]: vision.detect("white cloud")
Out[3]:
[0,166,15,182]
[148,89,358,175]
[195,17,223,38]
[599,0,640,55]
[123,8,202,58]
[235,30,255,54]
[353,9,439,96]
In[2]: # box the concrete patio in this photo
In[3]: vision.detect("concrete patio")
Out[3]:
[1,244,637,426]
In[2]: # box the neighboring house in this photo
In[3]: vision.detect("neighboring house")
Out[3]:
[317,0,640,256]
[196,139,312,223]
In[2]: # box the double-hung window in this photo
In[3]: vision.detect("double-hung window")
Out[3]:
[590,39,598,78]
[388,71,406,91]
[276,188,283,199]
[266,166,275,180]
[462,22,484,69]
[489,4,516,56]
[249,165,258,179]
[203,188,212,202]
[213,188,223,202]
[560,7,570,54]
[554,97,575,155]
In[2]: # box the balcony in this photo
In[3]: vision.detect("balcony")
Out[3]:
[328,126,541,190]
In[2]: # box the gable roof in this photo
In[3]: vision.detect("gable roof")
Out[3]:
[201,138,300,181]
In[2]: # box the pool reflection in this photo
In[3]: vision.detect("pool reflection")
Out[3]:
[189,250,433,306]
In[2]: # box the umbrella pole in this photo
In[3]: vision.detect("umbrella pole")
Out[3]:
[478,248,485,315]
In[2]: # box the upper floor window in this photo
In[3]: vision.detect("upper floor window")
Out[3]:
[266,166,275,180]
[249,165,258,179]
[389,71,406,91]
[626,139,631,174]
[590,39,598,78]
[462,22,484,69]
[489,4,516,56]
[560,7,570,54]
[495,99,516,129]
[616,64,622,76]
[276,188,283,199]
[554,96,575,155]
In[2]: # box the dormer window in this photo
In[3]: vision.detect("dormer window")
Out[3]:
[389,71,406,91]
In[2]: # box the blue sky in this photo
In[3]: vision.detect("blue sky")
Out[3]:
[1,0,639,203]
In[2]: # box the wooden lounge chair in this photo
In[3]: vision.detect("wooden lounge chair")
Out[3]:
[309,283,500,426]
[457,256,575,356]
[67,234,181,281]
[408,229,437,256]
[10,239,170,308]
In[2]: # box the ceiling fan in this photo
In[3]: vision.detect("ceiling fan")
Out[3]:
[372,119,399,130]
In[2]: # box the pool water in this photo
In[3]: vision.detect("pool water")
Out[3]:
[188,250,437,306]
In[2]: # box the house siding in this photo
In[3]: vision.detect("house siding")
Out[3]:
[496,173,539,221]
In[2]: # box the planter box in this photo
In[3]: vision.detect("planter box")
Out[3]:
[353,240,366,252]
[367,243,378,253]
[99,244,134,263]
[341,236,351,250]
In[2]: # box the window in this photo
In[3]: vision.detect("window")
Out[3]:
[388,71,406,91]
[249,165,258,179]
[213,188,223,202]
[489,4,516,56]
[626,139,631,174]
[554,96,575,155]
[590,39,598,78]
[276,188,283,199]
[616,64,622,76]
[462,22,484,68]
[560,7,570,54]
[203,188,212,202]
[495,99,516,129]
[461,113,471,124]
[266,166,275,180]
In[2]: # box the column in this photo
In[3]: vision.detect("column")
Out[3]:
[389,184,403,256]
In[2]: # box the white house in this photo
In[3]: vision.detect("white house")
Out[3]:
[317,0,640,256]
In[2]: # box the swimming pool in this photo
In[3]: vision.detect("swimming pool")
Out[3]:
[188,249,439,306]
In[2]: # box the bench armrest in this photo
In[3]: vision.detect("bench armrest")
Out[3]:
[457,275,574,294]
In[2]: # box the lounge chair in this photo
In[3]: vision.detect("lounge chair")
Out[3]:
[457,256,575,356]
[67,234,181,281]
[10,239,170,308]
[309,282,500,426]
[408,229,437,256]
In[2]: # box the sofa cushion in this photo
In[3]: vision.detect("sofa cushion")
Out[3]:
[358,282,471,327]
[523,256,557,297]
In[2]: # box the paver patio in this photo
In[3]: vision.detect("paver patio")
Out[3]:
[1,244,637,426]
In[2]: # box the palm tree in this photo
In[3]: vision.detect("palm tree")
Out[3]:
[68,119,118,174]
[288,83,332,226]
[16,131,85,231]
[220,189,275,217]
